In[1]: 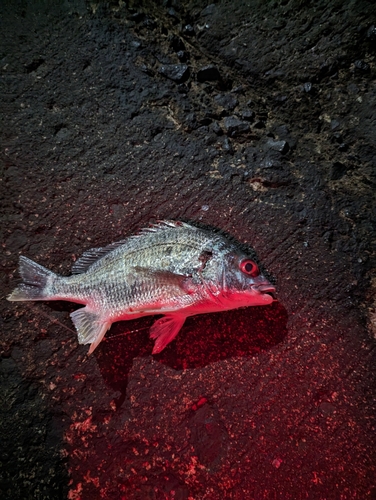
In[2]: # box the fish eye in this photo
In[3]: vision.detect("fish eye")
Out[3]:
[240,259,259,277]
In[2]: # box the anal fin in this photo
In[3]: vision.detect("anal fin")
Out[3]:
[70,308,111,354]
[150,314,186,354]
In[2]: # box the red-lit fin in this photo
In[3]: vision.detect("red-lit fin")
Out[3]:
[150,314,187,354]
[70,307,111,354]
[71,240,128,274]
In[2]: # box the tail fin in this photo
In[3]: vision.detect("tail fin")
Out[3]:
[7,256,57,301]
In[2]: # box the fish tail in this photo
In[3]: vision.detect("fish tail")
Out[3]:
[7,256,57,301]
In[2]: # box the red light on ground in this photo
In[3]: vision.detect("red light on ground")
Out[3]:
[191,397,208,411]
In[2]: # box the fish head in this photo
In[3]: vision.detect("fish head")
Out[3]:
[201,246,276,310]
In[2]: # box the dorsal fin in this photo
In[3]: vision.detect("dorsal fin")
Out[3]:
[134,220,192,236]
[71,221,194,274]
[71,240,128,274]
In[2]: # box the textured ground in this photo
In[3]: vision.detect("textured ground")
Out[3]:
[1,1,375,499]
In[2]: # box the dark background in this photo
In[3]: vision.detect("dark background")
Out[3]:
[1,1,375,498]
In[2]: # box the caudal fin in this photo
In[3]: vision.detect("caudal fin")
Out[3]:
[7,256,56,301]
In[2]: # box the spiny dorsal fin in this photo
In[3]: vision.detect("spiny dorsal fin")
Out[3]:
[71,240,128,274]
[134,220,193,236]
[71,221,194,274]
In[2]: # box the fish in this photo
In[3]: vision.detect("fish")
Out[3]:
[7,220,276,354]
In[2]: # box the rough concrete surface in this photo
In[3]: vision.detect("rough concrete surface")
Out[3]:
[1,0,375,498]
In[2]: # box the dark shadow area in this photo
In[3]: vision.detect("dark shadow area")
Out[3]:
[0,357,69,500]
[94,301,288,396]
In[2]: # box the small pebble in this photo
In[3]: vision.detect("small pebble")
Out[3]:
[159,64,189,83]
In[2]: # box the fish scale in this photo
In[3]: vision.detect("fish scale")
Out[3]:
[7,220,276,354]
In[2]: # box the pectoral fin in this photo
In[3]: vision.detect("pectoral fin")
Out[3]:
[70,307,111,354]
[150,314,187,354]
[132,267,192,291]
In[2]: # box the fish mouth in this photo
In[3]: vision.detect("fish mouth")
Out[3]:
[254,284,277,300]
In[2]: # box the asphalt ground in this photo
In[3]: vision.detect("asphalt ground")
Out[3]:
[1,1,375,498]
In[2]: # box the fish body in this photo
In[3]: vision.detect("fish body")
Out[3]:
[7,221,276,354]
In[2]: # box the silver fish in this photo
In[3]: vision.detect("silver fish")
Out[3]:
[7,221,276,354]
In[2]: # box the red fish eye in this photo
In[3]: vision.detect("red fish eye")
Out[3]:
[240,259,259,277]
